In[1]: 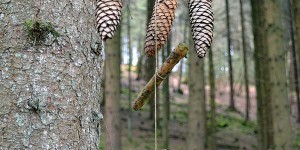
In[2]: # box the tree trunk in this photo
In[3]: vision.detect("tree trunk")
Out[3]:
[225,0,236,111]
[104,28,121,150]
[293,0,300,123]
[162,38,171,149]
[294,0,300,75]
[239,0,250,121]
[126,3,133,140]
[136,38,144,80]
[187,36,206,150]
[265,0,292,147]
[251,0,293,149]
[251,1,269,149]
[0,1,102,149]
[177,60,183,94]
[208,48,216,150]
[177,18,187,94]
[145,0,157,120]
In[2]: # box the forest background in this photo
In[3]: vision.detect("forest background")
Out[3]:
[1,0,300,150]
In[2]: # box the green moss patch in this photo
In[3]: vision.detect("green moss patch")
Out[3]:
[24,19,60,44]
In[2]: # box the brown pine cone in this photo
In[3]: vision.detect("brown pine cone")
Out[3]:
[96,0,122,41]
[188,0,214,58]
[144,0,178,57]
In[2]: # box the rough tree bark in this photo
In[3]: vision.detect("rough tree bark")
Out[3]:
[187,36,206,150]
[104,28,121,149]
[251,0,293,149]
[265,0,292,148]
[0,1,102,149]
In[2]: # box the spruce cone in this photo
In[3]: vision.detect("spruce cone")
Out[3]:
[144,0,178,57]
[188,0,214,58]
[96,0,122,41]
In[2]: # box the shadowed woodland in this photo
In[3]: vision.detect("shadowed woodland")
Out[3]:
[0,0,300,150]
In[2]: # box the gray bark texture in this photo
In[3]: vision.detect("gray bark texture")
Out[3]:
[187,36,206,150]
[251,0,292,149]
[104,28,121,150]
[0,1,102,149]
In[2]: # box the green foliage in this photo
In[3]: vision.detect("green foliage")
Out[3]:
[172,109,188,122]
[215,114,257,134]
[206,105,257,135]
[24,19,60,44]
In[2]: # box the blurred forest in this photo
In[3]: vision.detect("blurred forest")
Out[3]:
[102,0,300,150]
[0,0,299,150]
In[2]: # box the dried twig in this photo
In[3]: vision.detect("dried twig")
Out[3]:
[133,43,188,110]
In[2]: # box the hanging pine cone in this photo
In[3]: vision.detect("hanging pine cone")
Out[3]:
[188,0,214,58]
[144,0,178,57]
[96,0,122,41]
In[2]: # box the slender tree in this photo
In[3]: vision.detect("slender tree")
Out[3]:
[177,60,184,93]
[187,35,206,150]
[208,48,217,150]
[239,0,250,121]
[251,1,270,148]
[136,38,144,80]
[177,16,187,93]
[225,0,236,111]
[126,2,133,140]
[251,0,293,149]
[104,28,122,150]
[162,37,171,149]
[0,1,102,149]
[293,0,300,122]
[294,0,300,71]
[145,0,157,120]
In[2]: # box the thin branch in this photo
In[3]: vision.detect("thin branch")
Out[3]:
[133,43,188,110]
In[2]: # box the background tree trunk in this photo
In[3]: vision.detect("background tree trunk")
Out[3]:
[239,0,251,122]
[136,38,144,80]
[294,0,300,72]
[145,0,157,120]
[104,27,121,150]
[126,2,133,140]
[225,0,236,111]
[288,0,300,123]
[162,38,171,149]
[251,0,293,149]
[208,48,217,150]
[265,0,292,148]
[0,1,102,149]
[293,0,300,122]
[251,1,269,149]
[187,35,206,150]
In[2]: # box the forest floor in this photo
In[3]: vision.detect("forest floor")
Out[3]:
[100,65,300,150]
